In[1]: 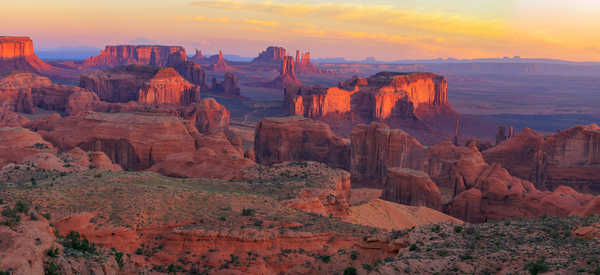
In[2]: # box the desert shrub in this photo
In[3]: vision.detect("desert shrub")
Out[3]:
[46,248,59,258]
[343,267,357,275]
[320,255,331,263]
[454,226,463,233]
[62,231,96,254]
[431,225,441,233]
[242,208,255,216]
[45,262,59,275]
[524,258,550,275]
[409,244,418,251]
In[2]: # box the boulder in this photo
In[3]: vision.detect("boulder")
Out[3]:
[182,98,230,134]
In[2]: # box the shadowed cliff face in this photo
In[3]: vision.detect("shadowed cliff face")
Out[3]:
[483,124,600,192]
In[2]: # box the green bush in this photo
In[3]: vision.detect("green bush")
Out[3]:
[343,267,358,275]
[320,255,331,263]
[454,226,463,233]
[409,244,418,251]
[524,258,550,275]
[62,231,96,254]
[242,208,255,216]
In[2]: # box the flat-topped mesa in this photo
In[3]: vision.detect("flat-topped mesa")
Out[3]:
[284,71,455,123]
[267,56,302,89]
[358,72,452,120]
[251,46,287,66]
[0,36,54,74]
[83,45,186,67]
[0,36,35,58]
[80,65,200,105]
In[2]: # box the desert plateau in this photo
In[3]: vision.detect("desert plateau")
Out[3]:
[2,1,600,274]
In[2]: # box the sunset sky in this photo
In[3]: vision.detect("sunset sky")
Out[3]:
[2,0,600,61]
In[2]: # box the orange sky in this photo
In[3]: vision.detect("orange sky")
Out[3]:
[2,0,600,61]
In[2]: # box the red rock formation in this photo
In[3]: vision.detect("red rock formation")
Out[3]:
[251,46,287,67]
[284,85,352,118]
[211,50,232,71]
[0,127,57,168]
[0,36,54,75]
[80,65,200,105]
[0,72,92,114]
[0,107,29,127]
[382,168,442,210]
[295,51,321,74]
[254,116,350,169]
[182,98,230,134]
[191,49,204,61]
[210,72,241,96]
[27,111,251,178]
[29,112,197,170]
[483,125,600,192]
[267,56,302,89]
[350,122,428,186]
[285,72,455,126]
[138,67,199,105]
[82,45,186,67]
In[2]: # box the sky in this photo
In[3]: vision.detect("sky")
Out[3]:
[2,0,600,61]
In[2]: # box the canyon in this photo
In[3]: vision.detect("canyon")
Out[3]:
[2,35,600,274]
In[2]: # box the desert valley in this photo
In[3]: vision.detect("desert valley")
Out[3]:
[1,2,600,274]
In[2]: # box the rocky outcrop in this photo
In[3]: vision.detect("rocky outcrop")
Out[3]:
[211,50,232,71]
[0,108,29,127]
[182,98,230,134]
[284,85,352,118]
[0,36,55,75]
[350,122,428,186]
[166,51,207,88]
[28,112,197,170]
[0,72,95,114]
[251,46,287,68]
[295,51,321,74]
[211,72,241,96]
[254,116,350,169]
[382,168,442,210]
[137,68,199,105]
[267,56,302,89]
[82,45,186,67]
[483,125,600,192]
[0,127,57,168]
[285,72,455,127]
[80,65,200,105]
[26,111,251,178]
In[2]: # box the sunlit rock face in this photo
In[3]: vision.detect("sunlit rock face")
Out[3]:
[83,45,186,67]
[284,72,454,123]
[80,65,199,105]
[0,36,54,74]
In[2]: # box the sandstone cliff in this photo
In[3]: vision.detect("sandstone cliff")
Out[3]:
[80,65,200,105]
[284,85,352,118]
[210,72,241,96]
[267,56,302,89]
[382,168,442,210]
[0,72,91,114]
[83,45,186,67]
[211,50,232,71]
[483,124,600,192]
[254,116,350,169]
[0,36,54,75]
[251,46,287,68]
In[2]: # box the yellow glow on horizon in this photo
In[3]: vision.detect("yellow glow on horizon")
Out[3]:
[1,0,599,61]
